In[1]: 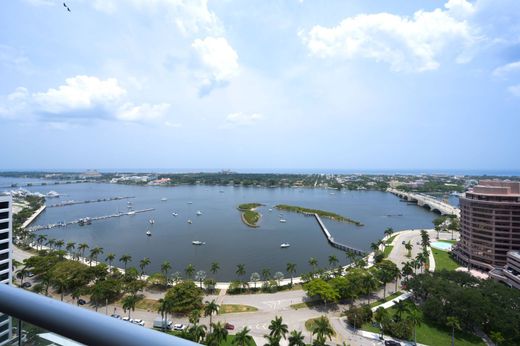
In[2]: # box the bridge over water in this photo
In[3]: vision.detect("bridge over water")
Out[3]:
[313,214,365,256]
[387,188,460,217]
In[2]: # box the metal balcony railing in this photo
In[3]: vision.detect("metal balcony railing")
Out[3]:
[0,284,199,346]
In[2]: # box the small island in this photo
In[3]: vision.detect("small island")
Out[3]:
[275,204,364,226]
[238,203,263,228]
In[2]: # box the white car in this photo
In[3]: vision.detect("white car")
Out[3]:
[173,323,187,331]
[122,317,131,322]
[131,319,145,326]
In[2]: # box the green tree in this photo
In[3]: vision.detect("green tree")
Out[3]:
[204,300,220,333]
[261,268,271,281]
[446,316,461,346]
[185,264,195,280]
[361,273,379,304]
[286,262,296,286]
[268,316,288,341]
[328,255,338,269]
[164,281,203,314]
[308,257,318,273]
[105,253,116,268]
[207,321,228,346]
[89,247,103,267]
[236,264,246,281]
[376,260,398,299]
[404,241,413,258]
[78,243,89,259]
[490,331,505,346]
[210,261,220,279]
[119,254,132,273]
[384,227,394,238]
[287,330,305,346]
[55,239,65,251]
[122,294,139,319]
[232,327,252,346]
[312,316,334,346]
[407,307,422,346]
[374,307,390,339]
[157,298,172,331]
[139,257,151,278]
[304,279,339,306]
[161,260,171,286]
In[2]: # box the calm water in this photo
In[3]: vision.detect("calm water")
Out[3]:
[2,178,440,280]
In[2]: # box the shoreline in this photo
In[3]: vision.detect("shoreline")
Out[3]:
[21,204,46,229]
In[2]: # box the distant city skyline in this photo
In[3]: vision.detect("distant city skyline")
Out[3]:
[1,0,519,170]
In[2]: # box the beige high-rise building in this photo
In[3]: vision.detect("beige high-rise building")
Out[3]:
[454,180,520,271]
[0,196,12,345]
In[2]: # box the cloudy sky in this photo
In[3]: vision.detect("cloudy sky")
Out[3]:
[1,0,519,172]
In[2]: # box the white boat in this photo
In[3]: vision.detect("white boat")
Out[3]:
[279,219,287,223]
[146,230,152,236]
[46,191,60,198]
[161,197,167,201]
[128,211,136,215]
[196,211,202,216]
[172,212,178,216]
[187,201,193,204]
[192,240,205,245]
[280,243,290,248]
[149,219,155,224]
[268,208,273,212]
[187,219,192,224]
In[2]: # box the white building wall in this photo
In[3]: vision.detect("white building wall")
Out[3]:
[0,195,12,345]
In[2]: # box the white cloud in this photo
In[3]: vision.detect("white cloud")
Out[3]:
[300,0,479,72]
[0,76,171,123]
[221,112,263,128]
[33,76,126,113]
[493,61,520,78]
[192,37,239,93]
[508,84,520,97]
[92,0,222,35]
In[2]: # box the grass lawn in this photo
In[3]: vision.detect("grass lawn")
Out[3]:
[135,298,160,311]
[290,300,322,310]
[385,234,398,245]
[361,306,485,346]
[384,245,394,258]
[305,317,335,335]
[432,249,460,271]
[219,304,258,314]
[369,291,402,308]
[220,335,257,346]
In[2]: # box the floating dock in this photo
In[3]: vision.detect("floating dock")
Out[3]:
[313,213,365,255]
[29,208,155,232]
[48,196,135,208]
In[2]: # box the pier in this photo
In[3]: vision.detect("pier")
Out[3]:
[48,196,135,208]
[28,208,155,232]
[313,213,365,255]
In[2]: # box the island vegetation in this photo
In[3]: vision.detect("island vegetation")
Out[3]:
[237,203,263,227]
[275,204,364,226]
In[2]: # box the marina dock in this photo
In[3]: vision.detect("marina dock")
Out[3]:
[313,213,365,255]
[48,196,135,208]
[28,208,155,232]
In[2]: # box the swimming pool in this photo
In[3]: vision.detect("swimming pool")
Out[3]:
[431,241,453,251]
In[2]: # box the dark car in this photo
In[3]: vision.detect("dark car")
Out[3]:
[384,340,401,346]
[224,323,235,330]
[77,299,87,305]
[111,314,122,319]
[21,282,31,288]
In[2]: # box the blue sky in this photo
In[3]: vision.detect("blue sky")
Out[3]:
[1,0,519,172]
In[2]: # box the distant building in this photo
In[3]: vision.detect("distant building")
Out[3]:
[0,195,12,345]
[453,180,520,271]
[148,178,171,186]
[490,251,520,289]
[79,170,102,179]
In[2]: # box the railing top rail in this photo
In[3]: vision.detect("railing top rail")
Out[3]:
[0,284,199,346]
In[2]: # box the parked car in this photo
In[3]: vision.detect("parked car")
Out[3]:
[224,323,235,330]
[21,282,31,288]
[173,324,187,331]
[401,240,406,245]
[384,340,401,346]
[77,299,86,305]
[111,314,122,319]
[131,319,145,326]
[122,317,131,322]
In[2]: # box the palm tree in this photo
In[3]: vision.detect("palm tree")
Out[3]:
[370,242,380,252]
[394,300,409,321]
[207,321,228,346]
[401,261,414,278]
[47,238,56,250]
[407,307,422,345]
[210,261,220,279]
[105,253,116,268]
[122,295,139,319]
[36,234,47,250]
[139,257,151,278]
[89,247,103,267]
[361,273,378,304]
[394,267,402,292]
[236,264,246,281]
[232,326,252,346]
[286,262,296,286]
[268,316,288,341]
[119,254,132,273]
[65,241,75,257]
[328,255,339,270]
[312,316,334,346]
[308,257,318,273]
[384,227,394,238]
[204,300,220,333]
[288,330,305,346]
[250,272,260,289]
[446,316,460,346]
[374,307,389,339]
[189,309,201,325]
[404,241,413,257]
[78,243,89,260]
[185,264,195,280]
[157,298,171,331]
[261,268,271,282]
[55,239,65,251]
[189,324,207,343]
[273,272,284,287]
[161,260,171,286]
